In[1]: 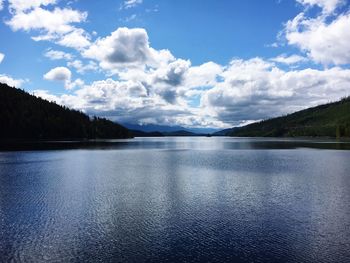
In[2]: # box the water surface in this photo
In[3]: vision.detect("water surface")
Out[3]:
[0,137,350,262]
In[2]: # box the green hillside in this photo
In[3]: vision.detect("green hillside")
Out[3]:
[229,97,350,138]
[0,83,132,140]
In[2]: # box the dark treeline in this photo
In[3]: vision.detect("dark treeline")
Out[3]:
[229,97,350,138]
[0,83,132,140]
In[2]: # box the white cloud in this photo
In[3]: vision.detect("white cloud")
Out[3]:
[66,78,84,90]
[44,66,71,89]
[62,24,350,127]
[56,28,91,49]
[33,74,226,128]
[282,0,350,65]
[6,5,90,50]
[154,59,190,86]
[37,78,154,115]
[0,0,4,11]
[6,7,87,34]
[270,54,307,64]
[296,0,344,14]
[201,58,350,125]
[121,0,143,9]
[186,62,223,88]
[83,27,149,67]
[152,59,191,104]
[35,54,350,128]
[33,89,60,102]
[0,52,4,63]
[44,66,84,90]
[67,60,98,74]
[83,27,174,71]
[8,0,57,12]
[0,74,25,87]
[44,49,73,60]
[44,66,71,82]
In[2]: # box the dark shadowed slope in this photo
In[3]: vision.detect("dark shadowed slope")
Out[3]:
[0,83,132,140]
[229,97,350,138]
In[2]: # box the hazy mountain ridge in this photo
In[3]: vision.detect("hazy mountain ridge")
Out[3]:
[123,123,219,134]
[228,97,350,138]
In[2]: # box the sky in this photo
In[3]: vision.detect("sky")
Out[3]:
[0,0,350,128]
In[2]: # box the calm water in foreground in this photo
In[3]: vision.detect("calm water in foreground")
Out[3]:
[1,137,350,262]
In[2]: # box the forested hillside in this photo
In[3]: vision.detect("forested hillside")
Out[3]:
[0,83,132,140]
[229,97,350,138]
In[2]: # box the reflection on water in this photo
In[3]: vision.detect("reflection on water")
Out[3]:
[1,136,350,151]
[0,137,350,262]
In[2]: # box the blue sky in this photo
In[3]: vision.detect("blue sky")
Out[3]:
[0,0,350,128]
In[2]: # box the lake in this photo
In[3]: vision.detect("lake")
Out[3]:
[1,137,350,262]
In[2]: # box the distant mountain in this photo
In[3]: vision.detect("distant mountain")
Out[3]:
[186,127,220,134]
[123,123,185,133]
[229,97,350,138]
[0,83,132,140]
[130,130,164,137]
[123,123,219,135]
[163,130,201,136]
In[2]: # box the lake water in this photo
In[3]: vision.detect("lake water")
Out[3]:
[1,137,350,262]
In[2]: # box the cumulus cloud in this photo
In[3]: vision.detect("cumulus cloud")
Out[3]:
[0,74,25,87]
[34,54,350,128]
[6,7,87,34]
[154,59,190,86]
[66,78,84,90]
[36,19,350,128]
[150,59,191,103]
[67,59,98,74]
[6,3,90,50]
[34,74,225,128]
[83,27,174,70]
[37,78,156,117]
[33,89,60,102]
[0,52,4,63]
[44,66,71,82]
[56,28,91,49]
[83,27,149,67]
[282,0,350,65]
[285,12,350,65]
[8,0,57,12]
[44,66,80,90]
[270,54,307,64]
[201,58,350,125]
[44,49,73,60]
[186,62,223,88]
[0,0,4,10]
[296,0,344,14]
